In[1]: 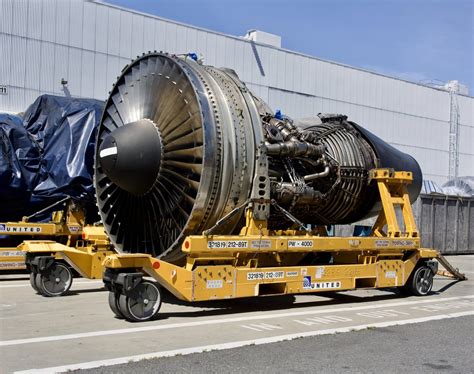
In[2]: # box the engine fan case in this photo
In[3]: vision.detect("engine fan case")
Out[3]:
[95,53,263,261]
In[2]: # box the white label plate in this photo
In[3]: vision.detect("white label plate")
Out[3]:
[288,240,313,248]
[207,240,248,249]
[206,280,223,289]
[247,271,284,281]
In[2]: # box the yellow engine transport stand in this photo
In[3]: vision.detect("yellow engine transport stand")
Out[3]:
[102,169,467,322]
[0,197,85,271]
[20,226,113,297]
[13,198,115,297]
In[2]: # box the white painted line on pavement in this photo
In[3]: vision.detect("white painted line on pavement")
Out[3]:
[0,281,104,288]
[2,295,473,347]
[0,284,33,288]
[14,310,474,374]
[241,323,283,332]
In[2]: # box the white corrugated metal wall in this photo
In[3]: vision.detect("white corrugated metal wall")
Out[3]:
[0,0,472,184]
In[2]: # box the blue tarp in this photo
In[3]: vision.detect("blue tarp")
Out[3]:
[0,95,104,221]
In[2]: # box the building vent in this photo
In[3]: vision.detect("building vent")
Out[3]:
[443,80,469,96]
[243,29,281,48]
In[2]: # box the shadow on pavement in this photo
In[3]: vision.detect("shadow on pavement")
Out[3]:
[156,289,412,320]
[434,279,465,293]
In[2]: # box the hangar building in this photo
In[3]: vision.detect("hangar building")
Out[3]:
[1,0,472,184]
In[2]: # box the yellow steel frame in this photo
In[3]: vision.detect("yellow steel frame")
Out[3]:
[105,251,435,302]
[0,205,85,270]
[104,168,443,302]
[370,169,419,238]
[20,226,114,279]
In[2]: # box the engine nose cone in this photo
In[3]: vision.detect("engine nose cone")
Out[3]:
[98,119,162,195]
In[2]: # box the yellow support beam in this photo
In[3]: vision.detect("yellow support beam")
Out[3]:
[370,169,419,239]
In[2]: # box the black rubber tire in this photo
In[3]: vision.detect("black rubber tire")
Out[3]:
[108,291,124,319]
[404,265,434,296]
[35,273,45,296]
[37,262,73,297]
[118,280,162,322]
[29,272,40,293]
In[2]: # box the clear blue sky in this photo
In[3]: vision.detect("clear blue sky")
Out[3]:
[107,0,473,91]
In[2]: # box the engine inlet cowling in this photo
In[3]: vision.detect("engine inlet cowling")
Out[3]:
[95,52,422,262]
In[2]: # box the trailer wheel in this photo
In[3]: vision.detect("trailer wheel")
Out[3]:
[118,280,162,322]
[37,262,73,297]
[405,265,434,296]
[108,292,124,319]
[29,272,40,293]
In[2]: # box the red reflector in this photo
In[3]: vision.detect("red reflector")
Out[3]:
[153,261,160,269]
[82,233,86,240]
[184,241,190,249]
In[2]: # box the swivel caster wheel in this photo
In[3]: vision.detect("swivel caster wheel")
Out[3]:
[29,271,40,293]
[118,280,162,322]
[108,291,125,319]
[403,265,434,296]
[36,262,73,297]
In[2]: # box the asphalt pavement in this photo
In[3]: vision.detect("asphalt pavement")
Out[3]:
[78,315,474,374]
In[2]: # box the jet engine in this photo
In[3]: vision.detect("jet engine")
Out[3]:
[95,53,421,262]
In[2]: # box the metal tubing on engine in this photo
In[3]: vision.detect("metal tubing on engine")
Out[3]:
[303,165,331,181]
